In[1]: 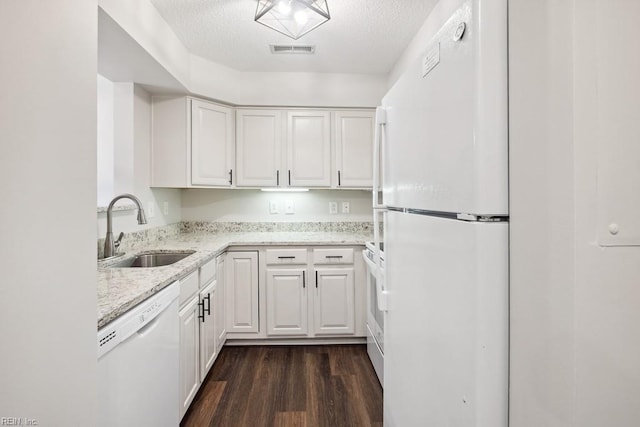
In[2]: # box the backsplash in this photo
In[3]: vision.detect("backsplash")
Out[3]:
[179,221,375,234]
[97,221,374,258]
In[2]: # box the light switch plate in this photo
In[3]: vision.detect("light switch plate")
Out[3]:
[329,202,338,214]
[269,200,279,214]
[341,202,350,214]
[285,200,295,214]
[147,201,155,218]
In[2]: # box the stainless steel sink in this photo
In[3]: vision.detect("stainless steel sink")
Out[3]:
[110,251,196,268]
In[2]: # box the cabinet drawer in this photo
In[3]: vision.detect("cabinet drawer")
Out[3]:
[312,248,354,264]
[199,258,216,287]
[179,270,199,307]
[265,248,308,265]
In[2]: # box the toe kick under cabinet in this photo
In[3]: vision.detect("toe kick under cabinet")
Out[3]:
[224,245,366,342]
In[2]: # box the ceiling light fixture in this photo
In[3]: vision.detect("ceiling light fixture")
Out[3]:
[255,0,330,40]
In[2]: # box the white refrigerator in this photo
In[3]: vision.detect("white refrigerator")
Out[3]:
[373,0,509,425]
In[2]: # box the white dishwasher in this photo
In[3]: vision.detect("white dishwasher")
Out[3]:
[97,281,179,427]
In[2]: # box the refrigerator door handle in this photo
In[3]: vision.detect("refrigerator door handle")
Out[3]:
[372,106,388,311]
[372,106,386,210]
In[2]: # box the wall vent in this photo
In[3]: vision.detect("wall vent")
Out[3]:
[270,44,316,54]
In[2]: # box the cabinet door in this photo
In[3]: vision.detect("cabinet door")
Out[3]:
[287,111,331,187]
[199,281,217,382]
[266,268,308,336]
[215,255,227,350]
[179,296,200,419]
[226,251,259,333]
[191,100,235,187]
[313,268,355,335]
[236,110,282,187]
[334,111,375,188]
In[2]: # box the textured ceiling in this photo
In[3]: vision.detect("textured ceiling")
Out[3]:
[149,0,439,74]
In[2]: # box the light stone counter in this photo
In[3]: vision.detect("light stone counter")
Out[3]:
[97,231,371,329]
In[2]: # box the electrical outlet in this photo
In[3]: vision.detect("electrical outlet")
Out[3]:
[329,202,338,214]
[147,201,155,218]
[163,201,169,215]
[269,200,279,214]
[341,201,350,214]
[285,200,295,214]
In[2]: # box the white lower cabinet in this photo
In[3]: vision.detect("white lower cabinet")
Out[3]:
[314,267,355,335]
[178,294,200,419]
[266,268,308,336]
[178,255,227,421]
[215,255,227,350]
[199,281,217,381]
[226,251,259,334]
[261,247,360,339]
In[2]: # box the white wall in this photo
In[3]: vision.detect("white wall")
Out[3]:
[509,0,576,425]
[572,0,640,424]
[0,1,97,425]
[386,0,462,90]
[182,189,372,222]
[97,75,115,205]
[97,84,182,238]
[509,1,640,426]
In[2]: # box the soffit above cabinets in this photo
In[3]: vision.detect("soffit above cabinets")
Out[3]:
[98,8,186,92]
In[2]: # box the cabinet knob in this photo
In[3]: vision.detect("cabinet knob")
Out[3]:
[303,270,306,288]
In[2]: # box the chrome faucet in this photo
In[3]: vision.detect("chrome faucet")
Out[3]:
[103,193,148,259]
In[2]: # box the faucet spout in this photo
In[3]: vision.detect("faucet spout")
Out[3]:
[103,193,148,259]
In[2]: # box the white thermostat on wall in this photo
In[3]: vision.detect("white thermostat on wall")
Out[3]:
[453,22,466,41]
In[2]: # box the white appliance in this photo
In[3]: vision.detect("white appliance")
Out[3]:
[362,241,385,385]
[373,0,509,426]
[98,282,180,427]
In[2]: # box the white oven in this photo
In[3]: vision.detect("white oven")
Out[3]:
[363,241,384,386]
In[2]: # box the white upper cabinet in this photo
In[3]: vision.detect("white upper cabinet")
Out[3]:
[236,109,332,188]
[152,101,374,190]
[151,96,235,188]
[236,110,282,187]
[287,111,331,187]
[191,100,234,187]
[334,111,375,188]
[236,109,282,187]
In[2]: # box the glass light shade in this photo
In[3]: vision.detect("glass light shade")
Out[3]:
[255,0,330,40]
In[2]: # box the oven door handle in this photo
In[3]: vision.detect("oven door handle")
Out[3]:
[362,250,388,311]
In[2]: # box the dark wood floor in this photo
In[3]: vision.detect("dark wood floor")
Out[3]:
[181,344,383,427]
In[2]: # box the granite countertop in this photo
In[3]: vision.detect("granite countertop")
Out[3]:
[97,231,371,329]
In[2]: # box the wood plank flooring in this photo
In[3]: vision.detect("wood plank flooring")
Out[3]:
[181,345,383,427]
